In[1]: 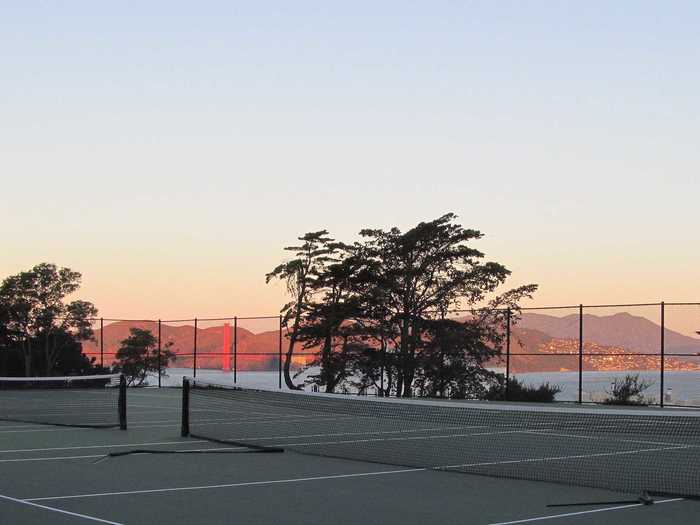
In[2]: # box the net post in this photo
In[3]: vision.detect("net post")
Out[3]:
[278,315,283,389]
[157,319,162,389]
[233,316,237,384]
[578,304,583,404]
[100,317,104,369]
[181,377,190,437]
[193,318,198,378]
[505,308,511,402]
[118,374,127,430]
[660,301,665,407]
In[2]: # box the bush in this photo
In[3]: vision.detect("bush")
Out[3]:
[112,328,175,386]
[603,374,654,406]
[485,377,561,403]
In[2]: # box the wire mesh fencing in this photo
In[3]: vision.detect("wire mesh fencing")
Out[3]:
[4,301,698,405]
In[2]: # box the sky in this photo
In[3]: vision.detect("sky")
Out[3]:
[1,2,698,333]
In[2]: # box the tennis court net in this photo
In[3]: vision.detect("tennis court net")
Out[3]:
[181,378,700,498]
[0,374,127,429]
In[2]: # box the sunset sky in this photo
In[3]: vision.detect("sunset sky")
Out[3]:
[2,2,698,333]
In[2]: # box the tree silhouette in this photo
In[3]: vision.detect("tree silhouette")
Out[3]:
[113,328,175,386]
[0,263,98,376]
[266,231,339,389]
[271,214,538,397]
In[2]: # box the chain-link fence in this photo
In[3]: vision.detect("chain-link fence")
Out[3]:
[6,301,698,405]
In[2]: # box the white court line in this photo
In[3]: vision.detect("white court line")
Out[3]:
[523,430,680,448]
[0,446,248,464]
[0,435,691,466]
[0,454,119,463]
[20,439,697,499]
[0,414,361,433]
[0,426,96,434]
[125,405,181,410]
[0,440,207,454]
[440,444,692,470]
[0,418,188,433]
[0,424,647,459]
[487,497,685,524]
[0,493,123,524]
[269,429,658,449]
[25,468,424,501]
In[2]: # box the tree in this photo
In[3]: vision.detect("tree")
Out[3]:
[356,213,537,397]
[0,263,98,376]
[413,318,502,399]
[294,249,368,392]
[275,214,537,398]
[266,231,339,389]
[113,328,175,386]
[0,302,15,375]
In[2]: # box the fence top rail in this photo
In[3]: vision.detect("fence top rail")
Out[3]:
[236,315,281,321]
[190,317,236,322]
[98,318,158,323]
[51,301,698,324]
[579,302,663,309]
[442,302,670,314]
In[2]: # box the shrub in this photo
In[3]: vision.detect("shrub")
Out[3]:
[603,374,654,406]
[485,377,561,403]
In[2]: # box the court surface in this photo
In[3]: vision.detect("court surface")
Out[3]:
[0,388,697,524]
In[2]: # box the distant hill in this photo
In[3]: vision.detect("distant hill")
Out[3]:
[82,321,305,371]
[82,312,700,373]
[519,312,699,354]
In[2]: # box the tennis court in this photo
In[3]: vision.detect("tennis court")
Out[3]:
[0,385,698,524]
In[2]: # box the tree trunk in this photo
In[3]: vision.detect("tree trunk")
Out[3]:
[400,315,413,397]
[44,332,52,376]
[283,317,302,390]
[321,334,333,393]
[395,373,403,399]
[23,338,32,376]
[282,278,309,390]
[283,343,296,389]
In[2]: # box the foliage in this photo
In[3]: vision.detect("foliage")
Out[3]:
[265,231,341,389]
[0,263,99,376]
[603,374,654,406]
[113,328,175,386]
[412,318,502,399]
[271,214,538,397]
[485,377,562,403]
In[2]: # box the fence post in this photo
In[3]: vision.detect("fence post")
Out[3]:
[660,301,665,407]
[193,318,198,378]
[505,308,511,401]
[578,304,583,404]
[157,319,162,388]
[278,315,283,389]
[100,317,104,369]
[233,316,237,384]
